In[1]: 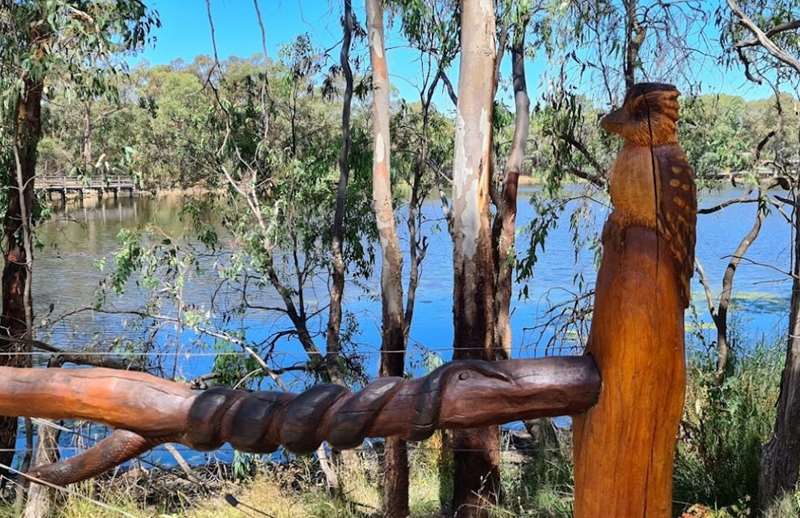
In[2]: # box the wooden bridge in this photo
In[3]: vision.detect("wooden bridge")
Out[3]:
[38,174,136,201]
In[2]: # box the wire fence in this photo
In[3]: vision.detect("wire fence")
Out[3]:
[2,334,585,515]
[11,414,569,517]
[0,346,585,356]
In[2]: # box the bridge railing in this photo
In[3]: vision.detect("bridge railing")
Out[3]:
[36,174,135,190]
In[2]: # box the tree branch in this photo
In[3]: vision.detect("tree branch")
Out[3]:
[736,19,800,49]
[728,0,800,74]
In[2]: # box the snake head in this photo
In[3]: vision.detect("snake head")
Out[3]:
[407,360,514,441]
[437,357,600,430]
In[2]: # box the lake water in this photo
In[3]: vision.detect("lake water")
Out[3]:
[34,187,792,368]
[23,186,793,467]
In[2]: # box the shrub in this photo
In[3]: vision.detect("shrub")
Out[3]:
[674,342,783,515]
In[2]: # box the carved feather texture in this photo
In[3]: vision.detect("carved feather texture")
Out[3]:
[656,147,697,308]
[602,83,696,307]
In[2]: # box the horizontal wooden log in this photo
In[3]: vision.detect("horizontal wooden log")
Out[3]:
[0,356,600,485]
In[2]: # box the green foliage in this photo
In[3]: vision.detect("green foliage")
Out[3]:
[497,436,574,517]
[212,344,263,388]
[680,94,755,183]
[674,343,783,514]
[719,0,800,80]
[391,98,454,203]
[1,0,159,121]
[232,451,257,481]
[207,42,377,285]
[179,199,219,250]
[94,36,377,384]
[391,0,460,70]
[532,89,613,193]
[108,228,146,294]
[516,194,564,291]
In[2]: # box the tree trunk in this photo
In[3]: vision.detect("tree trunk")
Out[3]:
[365,0,409,515]
[81,102,92,169]
[494,15,530,359]
[450,1,500,515]
[325,0,366,492]
[759,186,800,509]
[714,195,765,383]
[622,0,645,90]
[0,74,42,478]
[325,0,355,385]
[23,425,59,518]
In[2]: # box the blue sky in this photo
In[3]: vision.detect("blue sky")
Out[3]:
[133,0,776,109]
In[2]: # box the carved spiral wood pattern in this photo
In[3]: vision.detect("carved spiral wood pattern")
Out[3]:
[0,357,600,486]
[185,359,539,454]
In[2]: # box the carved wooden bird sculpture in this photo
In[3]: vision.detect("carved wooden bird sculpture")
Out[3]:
[573,83,696,518]
[599,82,697,306]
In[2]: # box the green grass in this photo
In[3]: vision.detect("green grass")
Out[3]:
[675,343,784,516]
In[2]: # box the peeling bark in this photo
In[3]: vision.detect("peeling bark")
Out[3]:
[365,0,409,515]
[450,1,500,515]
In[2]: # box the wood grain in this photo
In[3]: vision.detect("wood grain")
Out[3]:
[0,356,600,485]
[573,83,696,518]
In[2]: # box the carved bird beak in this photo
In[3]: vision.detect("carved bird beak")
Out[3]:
[600,107,626,134]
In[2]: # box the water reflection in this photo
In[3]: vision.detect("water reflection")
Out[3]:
[19,187,794,469]
[32,188,793,381]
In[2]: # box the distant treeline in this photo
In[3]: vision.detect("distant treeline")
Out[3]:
[38,53,797,190]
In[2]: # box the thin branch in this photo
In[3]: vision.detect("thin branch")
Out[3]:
[698,196,759,214]
[728,0,800,74]
[736,19,800,49]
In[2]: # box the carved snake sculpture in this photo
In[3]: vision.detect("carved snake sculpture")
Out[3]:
[0,356,600,486]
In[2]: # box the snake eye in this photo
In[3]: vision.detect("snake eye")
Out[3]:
[458,372,469,381]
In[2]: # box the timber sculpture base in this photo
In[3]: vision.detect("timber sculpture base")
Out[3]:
[0,357,600,486]
[573,83,697,518]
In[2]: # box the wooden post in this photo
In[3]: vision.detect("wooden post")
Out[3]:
[572,83,696,517]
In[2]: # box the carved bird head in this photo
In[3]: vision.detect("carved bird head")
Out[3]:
[601,83,680,145]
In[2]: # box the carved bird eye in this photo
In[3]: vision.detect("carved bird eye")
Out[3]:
[458,372,470,381]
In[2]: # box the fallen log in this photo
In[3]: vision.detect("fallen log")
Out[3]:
[0,356,600,486]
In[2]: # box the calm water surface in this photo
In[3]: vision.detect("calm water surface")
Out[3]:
[35,187,792,365]
[25,187,793,466]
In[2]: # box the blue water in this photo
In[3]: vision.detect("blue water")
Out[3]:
[21,185,793,468]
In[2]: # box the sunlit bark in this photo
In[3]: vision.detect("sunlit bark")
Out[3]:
[450,1,500,515]
[365,0,409,515]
